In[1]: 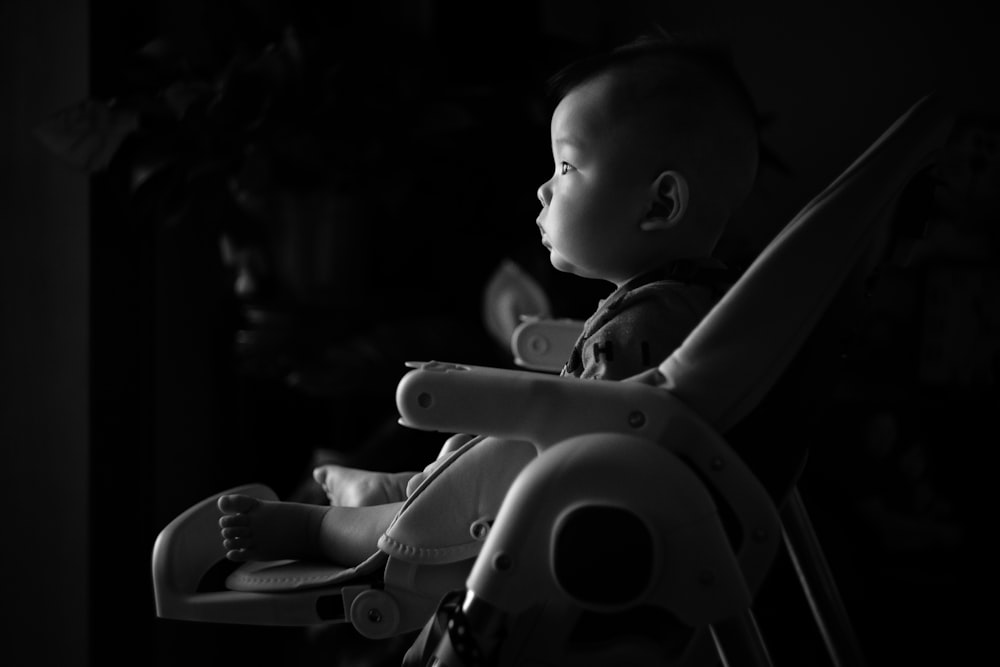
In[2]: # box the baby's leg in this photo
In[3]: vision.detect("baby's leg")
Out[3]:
[219,494,403,565]
[311,435,478,506]
[312,465,415,506]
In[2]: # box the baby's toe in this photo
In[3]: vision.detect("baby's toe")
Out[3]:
[225,547,252,562]
[223,536,254,551]
[221,526,251,540]
[218,493,258,514]
[219,513,249,529]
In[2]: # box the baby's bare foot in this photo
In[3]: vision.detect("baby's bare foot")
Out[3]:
[217,494,329,562]
[312,465,412,506]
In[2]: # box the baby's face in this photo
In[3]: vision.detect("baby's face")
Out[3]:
[536,73,658,285]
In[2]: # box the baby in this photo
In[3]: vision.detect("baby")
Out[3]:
[539,36,757,381]
[219,33,760,566]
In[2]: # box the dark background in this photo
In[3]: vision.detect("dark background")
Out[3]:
[2,0,997,665]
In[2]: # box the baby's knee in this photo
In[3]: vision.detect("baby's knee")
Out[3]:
[405,471,431,497]
[439,433,477,459]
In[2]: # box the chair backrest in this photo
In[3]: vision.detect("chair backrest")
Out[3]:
[508,96,952,502]
[654,95,953,435]
[402,95,954,665]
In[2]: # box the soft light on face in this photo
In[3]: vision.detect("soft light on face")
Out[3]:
[535,74,657,286]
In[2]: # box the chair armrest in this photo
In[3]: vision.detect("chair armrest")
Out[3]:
[510,317,584,372]
[396,361,672,452]
[395,361,781,591]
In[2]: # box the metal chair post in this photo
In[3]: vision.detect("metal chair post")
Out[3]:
[780,487,867,667]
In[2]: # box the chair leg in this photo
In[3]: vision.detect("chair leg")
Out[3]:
[709,608,774,667]
[781,487,867,667]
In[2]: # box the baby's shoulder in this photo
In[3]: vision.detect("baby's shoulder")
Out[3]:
[621,280,717,318]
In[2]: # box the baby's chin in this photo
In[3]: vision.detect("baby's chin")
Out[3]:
[549,252,599,280]
[549,251,577,274]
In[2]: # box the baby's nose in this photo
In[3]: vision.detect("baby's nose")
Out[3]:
[536,181,551,207]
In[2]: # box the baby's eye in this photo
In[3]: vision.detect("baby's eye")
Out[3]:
[560,161,574,175]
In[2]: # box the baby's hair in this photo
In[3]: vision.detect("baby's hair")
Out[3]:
[547,29,765,232]
[547,29,759,127]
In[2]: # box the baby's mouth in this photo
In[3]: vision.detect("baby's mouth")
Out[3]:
[537,223,551,249]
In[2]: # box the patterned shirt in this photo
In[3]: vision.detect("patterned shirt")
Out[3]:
[562,260,733,381]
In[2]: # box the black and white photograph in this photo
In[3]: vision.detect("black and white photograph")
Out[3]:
[2,1,997,665]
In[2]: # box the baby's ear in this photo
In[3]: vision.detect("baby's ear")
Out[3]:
[640,171,688,232]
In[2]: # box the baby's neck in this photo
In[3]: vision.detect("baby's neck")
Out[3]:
[614,256,722,289]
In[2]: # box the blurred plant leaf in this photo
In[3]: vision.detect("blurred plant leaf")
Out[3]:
[34,99,140,172]
[35,3,510,235]
[127,132,185,192]
[163,81,216,119]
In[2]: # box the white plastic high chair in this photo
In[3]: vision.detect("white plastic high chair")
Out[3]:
[504,314,860,664]
[152,94,953,665]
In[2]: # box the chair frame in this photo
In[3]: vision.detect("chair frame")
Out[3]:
[151,94,951,667]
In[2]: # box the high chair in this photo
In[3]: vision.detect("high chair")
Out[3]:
[501,317,864,666]
[152,94,953,665]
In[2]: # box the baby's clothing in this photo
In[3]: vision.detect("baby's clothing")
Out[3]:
[398,259,733,502]
[562,259,734,381]
[380,436,537,564]
[396,260,732,504]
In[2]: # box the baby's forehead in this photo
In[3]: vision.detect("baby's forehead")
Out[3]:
[551,72,678,151]
[556,68,655,122]
[602,61,709,119]
[569,62,691,123]
[599,59,755,141]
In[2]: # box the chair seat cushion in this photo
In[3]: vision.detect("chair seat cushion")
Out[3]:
[226,550,387,592]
